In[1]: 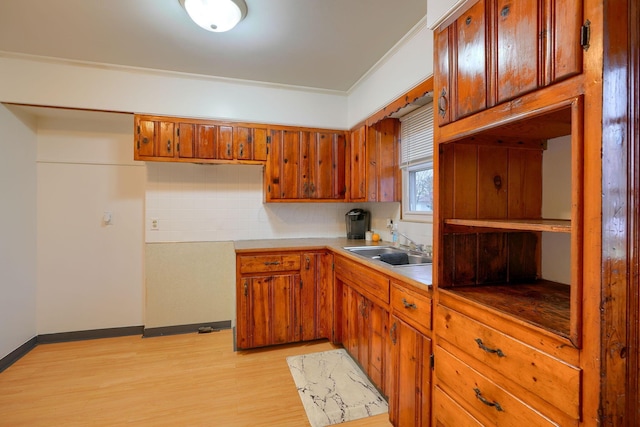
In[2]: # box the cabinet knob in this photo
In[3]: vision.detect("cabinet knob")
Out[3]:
[167,140,171,152]
[239,143,244,158]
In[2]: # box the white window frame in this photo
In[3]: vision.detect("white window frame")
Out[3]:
[400,102,434,223]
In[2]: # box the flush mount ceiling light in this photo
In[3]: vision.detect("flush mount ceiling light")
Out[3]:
[180,0,247,33]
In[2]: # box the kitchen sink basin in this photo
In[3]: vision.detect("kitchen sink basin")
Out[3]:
[345,246,432,267]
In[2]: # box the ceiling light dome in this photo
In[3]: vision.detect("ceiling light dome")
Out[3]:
[181,0,247,33]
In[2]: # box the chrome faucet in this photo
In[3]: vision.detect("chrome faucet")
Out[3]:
[396,231,425,252]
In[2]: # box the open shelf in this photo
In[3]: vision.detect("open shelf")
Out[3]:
[442,280,571,340]
[444,218,571,233]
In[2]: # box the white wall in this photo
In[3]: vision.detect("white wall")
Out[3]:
[0,105,38,359]
[541,135,572,284]
[35,111,146,334]
[146,162,399,243]
[347,18,434,127]
[0,54,348,130]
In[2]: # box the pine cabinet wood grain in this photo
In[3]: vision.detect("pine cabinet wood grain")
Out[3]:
[265,128,346,202]
[134,114,269,164]
[434,0,584,124]
[236,250,332,350]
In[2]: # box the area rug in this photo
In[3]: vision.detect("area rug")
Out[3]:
[286,349,388,427]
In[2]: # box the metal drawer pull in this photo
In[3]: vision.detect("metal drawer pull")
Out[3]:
[402,298,417,310]
[263,261,281,266]
[474,388,504,412]
[475,338,506,357]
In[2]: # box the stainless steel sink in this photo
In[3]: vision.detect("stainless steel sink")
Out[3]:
[345,246,432,267]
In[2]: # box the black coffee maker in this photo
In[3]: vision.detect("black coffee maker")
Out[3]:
[345,209,370,239]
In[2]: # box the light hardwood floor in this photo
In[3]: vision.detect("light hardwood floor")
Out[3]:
[0,330,393,427]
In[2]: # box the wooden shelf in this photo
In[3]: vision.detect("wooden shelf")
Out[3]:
[444,218,571,233]
[442,281,571,340]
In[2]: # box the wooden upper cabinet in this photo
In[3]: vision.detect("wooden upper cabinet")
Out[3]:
[495,0,541,104]
[348,125,367,201]
[135,117,176,158]
[266,128,347,202]
[455,0,488,119]
[233,125,267,161]
[134,114,269,164]
[196,124,217,159]
[217,125,234,160]
[546,0,583,84]
[434,0,585,126]
[176,123,195,158]
[367,118,400,202]
[434,26,452,126]
[135,117,156,158]
[308,131,346,199]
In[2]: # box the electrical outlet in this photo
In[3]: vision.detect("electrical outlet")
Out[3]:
[151,218,159,230]
[386,218,393,229]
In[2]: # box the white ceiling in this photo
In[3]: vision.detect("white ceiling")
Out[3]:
[0,0,427,92]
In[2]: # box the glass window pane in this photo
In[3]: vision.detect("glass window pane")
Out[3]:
[409,166,433,212]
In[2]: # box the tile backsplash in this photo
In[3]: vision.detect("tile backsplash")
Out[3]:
[145,162,400,243]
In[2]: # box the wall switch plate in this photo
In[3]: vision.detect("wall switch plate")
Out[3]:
[151,218,159,230]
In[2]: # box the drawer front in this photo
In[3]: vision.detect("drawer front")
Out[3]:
[436,304,581,420]
[335,257,390,304]
[390,282,432,333]
[435,346,559,426]
[239,254,301,274]
[433,386,483,427]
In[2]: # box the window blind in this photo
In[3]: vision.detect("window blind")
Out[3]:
[400,102,434,168]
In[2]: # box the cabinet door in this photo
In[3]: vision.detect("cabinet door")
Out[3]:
[434,26,452,126]
[136,118,155,158]
[344,286,359,358]
[240,274,297,348]
[252,127,268,161]
[217,125,234,160]
[390,316,432,427]
[156,121,175,157]
[309,131,346,199]
[367,119,399,202]
[234,126,255,160]
[310,252,334,340]
[368,300,388,392]
[176,122,195,158]
[299,253,318,341]
[455,0,488,118]
[547,0,583,83]
[495,0,542,103]
[349,125,367,201]
[196,124,217,159]
[266,129,302,199]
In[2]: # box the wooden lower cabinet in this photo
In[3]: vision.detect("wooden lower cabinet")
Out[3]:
[340,283,390,395]
[236,250,333,350]
[239,274,298,348]
[389,315,431,427]
[434,296,581,426]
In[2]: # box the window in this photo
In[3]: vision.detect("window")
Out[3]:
[400,102,434,221]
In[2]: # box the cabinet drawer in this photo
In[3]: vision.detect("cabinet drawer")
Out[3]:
[335,257,390,303]
[433,386,483,426]
[239,254,301,274]
[435,346,559,426]
[390,282,431,334]
[436,304,581,420]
